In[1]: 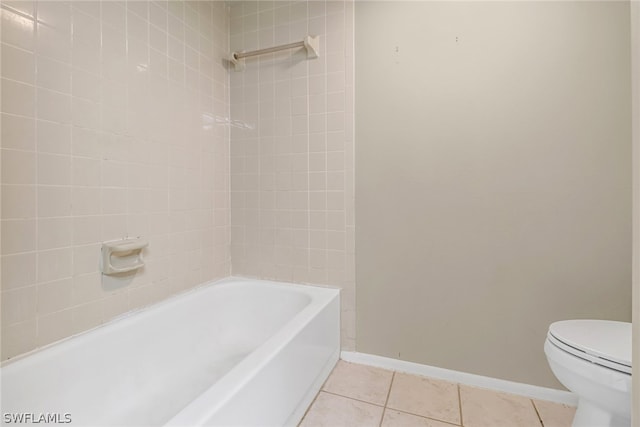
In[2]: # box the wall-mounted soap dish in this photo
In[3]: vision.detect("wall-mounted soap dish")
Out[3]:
[101,238,148,275]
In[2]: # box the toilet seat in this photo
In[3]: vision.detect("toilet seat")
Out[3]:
[547,320,631,375]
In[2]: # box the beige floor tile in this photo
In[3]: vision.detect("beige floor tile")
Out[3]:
[459,385,541,427]
[322,360,394,405]
[299,391,384,427]
[381,409,460,427]
[533,399,576,427]
[386,372,461,425]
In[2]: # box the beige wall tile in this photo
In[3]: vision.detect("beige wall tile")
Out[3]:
[1,114,35,151]
[37,278,73,316]
[128,284,155,310]
[72,300,103,334]
[1,43,35,84]
[36,88,71,124]
[0,5,36,52]
[1,286,37,325]
[37,309,74,347]
[37,153,71,185]
[71,188,101,217]
[38,186,72,218]
[36,56,71,93]
[72,157,101,187]
[1,79,35,117]
[73,245,99,276]
[1,219,36,255]
[37,217,73,250]
[36,121,71,155]
[36,248,72,283]
[1,149,36,185]
[1,253,37,291]
[0,319,37,360]
[101,290,129,320]
[2,185,36,219]
[72,216,102,246]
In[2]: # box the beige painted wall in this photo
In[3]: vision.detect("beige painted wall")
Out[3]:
[356,1,632,388]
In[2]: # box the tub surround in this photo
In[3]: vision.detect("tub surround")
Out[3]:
[227,1,356,350]
[0,0,231,361]
[0,0,357,364]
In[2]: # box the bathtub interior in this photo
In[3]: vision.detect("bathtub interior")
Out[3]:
[1,280,321,426]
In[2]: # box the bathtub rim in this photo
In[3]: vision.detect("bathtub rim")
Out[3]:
[165,278,340,425]
[0,276,340,369]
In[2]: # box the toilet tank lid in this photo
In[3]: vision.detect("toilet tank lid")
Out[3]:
[549,319,631,368]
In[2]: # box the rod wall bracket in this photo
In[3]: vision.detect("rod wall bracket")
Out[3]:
[304,35,319,59]
[229,52,246,72]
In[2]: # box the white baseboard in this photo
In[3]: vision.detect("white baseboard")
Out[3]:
[340,351,578,406]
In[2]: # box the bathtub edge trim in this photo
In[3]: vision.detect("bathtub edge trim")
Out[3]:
[284,348,340,427]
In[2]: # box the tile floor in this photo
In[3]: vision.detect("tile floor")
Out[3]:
[299,361,576,427]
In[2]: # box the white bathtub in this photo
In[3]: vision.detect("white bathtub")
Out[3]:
[0,278,340,426]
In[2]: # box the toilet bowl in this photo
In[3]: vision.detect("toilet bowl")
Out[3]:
[544,320,632,427]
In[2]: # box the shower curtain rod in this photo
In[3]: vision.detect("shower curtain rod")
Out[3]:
[229,35,319,72]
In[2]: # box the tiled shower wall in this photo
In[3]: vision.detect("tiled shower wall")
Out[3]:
[1,1,231,360]
[228,1,355,348]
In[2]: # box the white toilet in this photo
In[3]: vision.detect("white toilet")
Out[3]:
[544,319,632,427]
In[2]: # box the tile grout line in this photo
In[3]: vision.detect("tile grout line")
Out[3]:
[378,407,386,427]
[321,389,386,408]
[389,407,463,427]
[378,371,395,427]
[383,372,465,427]
[298,343,338,426]
[384,371,395,407]
[530,398,545,427]
[458,383,464,427]
[297,388,322,426]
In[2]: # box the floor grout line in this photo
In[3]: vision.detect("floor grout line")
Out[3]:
[458,383,464,427]
[387,407,463,427]
[321,390,386,408]
[298,362,340,426]
[297,388,321,426]
[384,371,395,407]
[378,371,395,427]
[378,407,387,427]
[531,398,545,427]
